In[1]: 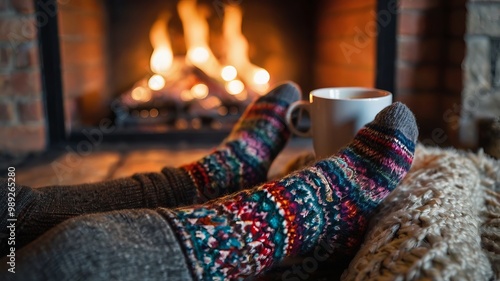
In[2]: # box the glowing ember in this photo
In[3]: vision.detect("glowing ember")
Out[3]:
[118,0,275,130]
[188,47,210,64]
[221,65,238,81]
[150,108,159,118]
[191,83,209,99]
[226,80,245,95]
[149,14,173,74]
[200,96,222,110]
[148,74,166,90]
[253,69,270,85]
[131,87,152,102]
[180,90,194,101]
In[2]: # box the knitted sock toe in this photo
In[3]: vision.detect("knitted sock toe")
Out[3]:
[180,82,301,202]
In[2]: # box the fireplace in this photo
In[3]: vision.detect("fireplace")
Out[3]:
[1,0,398,153]
[39,0,319,144]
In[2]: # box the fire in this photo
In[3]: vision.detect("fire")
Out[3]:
[221,65,238,81]
[187,47,210,64]
[226,80,245,95]
[191,83,209,99]
[148,74,166,91]
[223,5,270,94]
[178,0,222,79]
[131,87,152,102]
[149,13,173,75]
[137,0,272,106]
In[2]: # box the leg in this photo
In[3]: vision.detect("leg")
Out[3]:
[1,103,417,280]
[0,210,193,281]
[0,82,300,254]
[165,102,418,280]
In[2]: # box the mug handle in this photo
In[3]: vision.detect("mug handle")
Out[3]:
[285,100,312,137]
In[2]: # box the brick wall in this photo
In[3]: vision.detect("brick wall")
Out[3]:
[395,0,465,145]
[314,0,377,88]
[58,0,108,128]
[314,0,466,145]
[0,0,46,154]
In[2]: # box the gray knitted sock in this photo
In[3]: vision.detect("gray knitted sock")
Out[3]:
[0,168,196,256]
[0,209,194,281]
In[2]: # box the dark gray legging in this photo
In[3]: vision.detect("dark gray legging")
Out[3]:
[0,209,195,281]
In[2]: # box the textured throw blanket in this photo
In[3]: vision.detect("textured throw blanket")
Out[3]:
[342,145,500,280]
[266,145,499,281]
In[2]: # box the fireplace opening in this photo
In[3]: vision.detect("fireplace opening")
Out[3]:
[34,0,393,146]
[54,0,318,141]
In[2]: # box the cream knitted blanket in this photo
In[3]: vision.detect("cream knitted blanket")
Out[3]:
[341,145,500,280]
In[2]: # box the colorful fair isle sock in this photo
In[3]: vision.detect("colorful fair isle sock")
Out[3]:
[180,82,301,202]
[0,82,300,256]
[165,102,418,280]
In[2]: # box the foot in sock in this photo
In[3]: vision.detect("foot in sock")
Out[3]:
[165,102,418,280]
[0,82,300,255]
[180,82,301,201]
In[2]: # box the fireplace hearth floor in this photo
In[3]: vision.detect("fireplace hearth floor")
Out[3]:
[15,138,313,189]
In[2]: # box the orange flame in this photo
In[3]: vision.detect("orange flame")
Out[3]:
[178,0,222,78]
[223,5,270,93]
[149,13,174,75]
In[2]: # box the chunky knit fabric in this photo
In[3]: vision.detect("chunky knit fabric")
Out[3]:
[180,82,300,202]
[166,102,419,280]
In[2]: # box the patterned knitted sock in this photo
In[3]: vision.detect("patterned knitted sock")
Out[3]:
[0,82,299,256]
[180,82,301,202]
[165,102,418,280]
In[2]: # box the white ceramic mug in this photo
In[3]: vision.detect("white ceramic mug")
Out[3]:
[286,87,393,159]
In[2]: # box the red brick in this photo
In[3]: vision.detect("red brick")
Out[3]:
[60,38,105,67]
[398,10,445,36]
[396,92,444,140]
[0,46,13,70]
[17,99,44,123]
[316,36,376,68]
[10,0,35,14]
[441,95,461,146]
[399,0,444,10]
[58,9,105,37]
[0,124,46,152]
[1,70,42,96]
[62,64,106,98]
[317,7,378,39]
[314,63,375,88]
[0,101,15,123]
[14,42,38,68]
[318,0,376,15]
[0,73,9,91]
[396,92,442,119]
[449,0,466,8]
[447,38,465,65]
[448,8,466,36]
[0,16,37,42]
[396,63,441,91]
[444,66,463,94]
[58,0,105,14]
[398,37,442,63]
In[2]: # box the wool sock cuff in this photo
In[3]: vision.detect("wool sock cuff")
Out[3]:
[127,169,196,209]
[158,167,198,207]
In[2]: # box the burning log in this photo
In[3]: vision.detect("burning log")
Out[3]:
[113,0,270,131]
